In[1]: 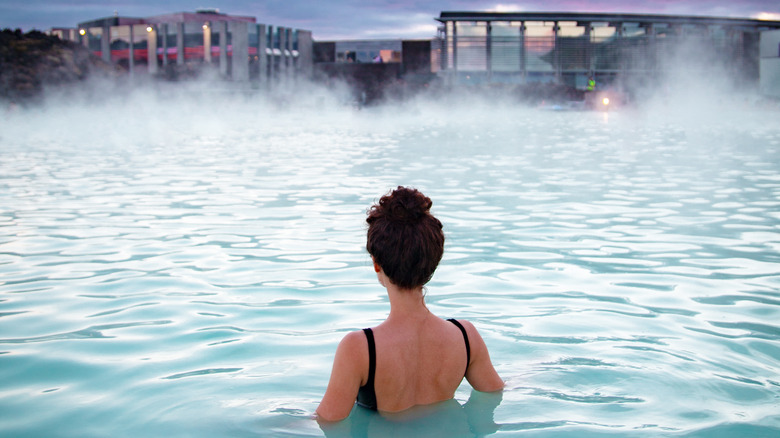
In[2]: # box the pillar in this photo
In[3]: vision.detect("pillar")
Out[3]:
[128,25,135,75]
[453,22,458,75]
[147,25,158,74]
[520,23,526,83]
[231,21,249,81]
[553,21,561,82]
[442,23,448,72]
[257,24,267,82]
[583,22,592,74]
[176,22,185,65]
[279,26,288,82]
[296,29,313,79]
[286,28,294,79]
[267,25,275,83]
[203,22,212,63]
[486,21,493,83]
[616,22,625,79]
[645,23,655,75]
[101,24,111,63]
[161,23,168,66]
[218,21,228,76]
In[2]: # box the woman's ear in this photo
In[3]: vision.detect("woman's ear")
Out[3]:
[373,261,381,273]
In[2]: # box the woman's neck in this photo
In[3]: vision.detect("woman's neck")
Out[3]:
[386,283,430,323]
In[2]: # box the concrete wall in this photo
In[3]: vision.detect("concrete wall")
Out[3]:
[256,24,267,83]
[402,40,432,75]
[760,30,780,97]
[101,24,110,63]
[176,22,185,65]
[218,21,228,76]
[313,42,336,63]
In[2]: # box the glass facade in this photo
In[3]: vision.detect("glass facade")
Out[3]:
[86,27,102,54]
[456,22,487,72]
[164,24,177,62]
[436,12,778,87]
[132,25,148,63]
[333,40,402,64]
[183,22,206,60]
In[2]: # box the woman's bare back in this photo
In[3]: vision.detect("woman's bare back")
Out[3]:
[371,316,470,412]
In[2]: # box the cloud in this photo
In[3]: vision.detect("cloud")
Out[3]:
[362,23,438,39]
[755,12,780,20]
[490,5,525,13]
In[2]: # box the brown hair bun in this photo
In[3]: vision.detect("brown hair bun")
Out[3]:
[366,187,444,289]
[382,186,433,224]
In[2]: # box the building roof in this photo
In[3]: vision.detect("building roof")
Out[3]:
[144,11,255,25]
[77,11,256,29]
[77,16,145,29]
[436,11,780,29]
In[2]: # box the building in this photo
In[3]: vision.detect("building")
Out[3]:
[435,11,780,91]
[65,9,312,83]
[316,40,403,64]
[47,9,780,99]
[761,30,780,97]
[49,27,80,42]
[313,39,439,104]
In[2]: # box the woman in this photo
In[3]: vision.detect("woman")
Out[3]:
[316,187,503,421]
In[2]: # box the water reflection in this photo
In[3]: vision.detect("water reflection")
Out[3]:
[319,390,502,438]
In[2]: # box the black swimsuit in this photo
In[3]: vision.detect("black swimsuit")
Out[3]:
[356,318,471,410]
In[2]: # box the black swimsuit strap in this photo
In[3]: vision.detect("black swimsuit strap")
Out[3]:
[355,328,377,409]
[363,328,376,387]
[447,318,471,376]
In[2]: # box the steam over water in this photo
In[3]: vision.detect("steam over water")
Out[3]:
[1,87,779,437]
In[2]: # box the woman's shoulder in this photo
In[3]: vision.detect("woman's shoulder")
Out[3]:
[445,318,491,352]
[330,330,370,381]
[446,318,477,335]
[338,329,369,353]
[446,317,474,327]
[448,319,504,392]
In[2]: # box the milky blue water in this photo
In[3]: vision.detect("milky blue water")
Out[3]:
[1,94,779,437]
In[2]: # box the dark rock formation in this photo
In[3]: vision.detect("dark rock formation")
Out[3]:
[0,28,122,101]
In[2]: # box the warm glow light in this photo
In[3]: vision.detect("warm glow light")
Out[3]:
[203,23,209,30]
[146,26,153,33]
[602,97,610,106]
[79,29,86,35]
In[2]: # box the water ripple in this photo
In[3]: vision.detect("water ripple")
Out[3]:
[1,105,778,437]
[0,321,173,344]
[162,368,243,380]
[525,387,645,404]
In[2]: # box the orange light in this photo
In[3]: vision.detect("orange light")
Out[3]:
[602,97,610,106]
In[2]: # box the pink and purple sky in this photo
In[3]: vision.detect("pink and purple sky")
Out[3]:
[2,0,780,39]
